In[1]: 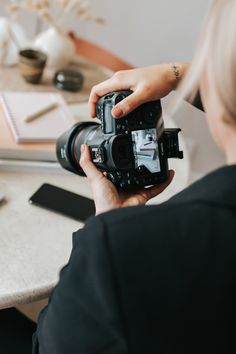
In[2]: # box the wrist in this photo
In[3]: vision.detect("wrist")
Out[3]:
[167,62,189,89]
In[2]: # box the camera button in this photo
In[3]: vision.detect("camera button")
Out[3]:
[107,173,118,184]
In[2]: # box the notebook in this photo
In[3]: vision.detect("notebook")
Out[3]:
[0,92,75,143]
[0,102,93,162]
[0,104,56,161]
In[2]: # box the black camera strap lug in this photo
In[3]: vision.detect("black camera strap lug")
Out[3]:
[159,128,184,159]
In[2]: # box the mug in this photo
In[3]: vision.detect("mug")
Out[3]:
[19,49,47,84]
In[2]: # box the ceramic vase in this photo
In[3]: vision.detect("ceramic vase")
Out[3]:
[0,17,28,66]
[33,27,76,68]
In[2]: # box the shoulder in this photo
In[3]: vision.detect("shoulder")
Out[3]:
[73,200,212,255]
[73,165,236,259]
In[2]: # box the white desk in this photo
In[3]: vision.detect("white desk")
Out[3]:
[0,108,190,310]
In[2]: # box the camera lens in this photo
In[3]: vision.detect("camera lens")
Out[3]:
[56,122,99,176]
[72,124,99,170]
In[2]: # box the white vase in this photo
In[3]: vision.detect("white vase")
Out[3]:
[0,17,29,66]
[33,27,76,68]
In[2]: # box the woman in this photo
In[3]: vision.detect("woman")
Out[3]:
[34,1,236,353]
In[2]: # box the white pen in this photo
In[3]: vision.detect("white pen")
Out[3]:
[23,102,59,123]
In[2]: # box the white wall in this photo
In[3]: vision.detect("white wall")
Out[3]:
[76,0,210,67]
[0,2,39,39]
[1,0,210,66]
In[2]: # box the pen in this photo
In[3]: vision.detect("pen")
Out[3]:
[23,102,59,123]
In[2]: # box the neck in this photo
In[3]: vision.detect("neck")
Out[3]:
[224,131,236,165]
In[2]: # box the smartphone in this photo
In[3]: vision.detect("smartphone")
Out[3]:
[29,183,95,222]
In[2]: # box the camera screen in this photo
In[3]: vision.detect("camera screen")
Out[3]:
[131,128,161,173]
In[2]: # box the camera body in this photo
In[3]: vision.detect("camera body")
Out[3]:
[57,90,183,190]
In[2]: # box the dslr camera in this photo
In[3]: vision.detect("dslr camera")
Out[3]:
[57,90,183,190]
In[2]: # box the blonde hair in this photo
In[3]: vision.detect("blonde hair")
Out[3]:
[178,0,236,124]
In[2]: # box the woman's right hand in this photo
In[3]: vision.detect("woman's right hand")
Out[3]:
[80,144,175,215]
[89,63,188,119]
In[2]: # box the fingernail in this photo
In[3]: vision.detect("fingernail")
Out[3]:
[112,106,123,118]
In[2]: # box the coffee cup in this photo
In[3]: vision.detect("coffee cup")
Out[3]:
[19,49,47,84]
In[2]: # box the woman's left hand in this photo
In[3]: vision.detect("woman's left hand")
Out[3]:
[80,144,175,215]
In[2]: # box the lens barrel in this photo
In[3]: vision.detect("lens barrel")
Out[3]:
[56,122,98,175]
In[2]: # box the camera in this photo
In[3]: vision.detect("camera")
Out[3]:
[56,90,183,190]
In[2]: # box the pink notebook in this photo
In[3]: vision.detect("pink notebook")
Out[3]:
[0,92,75,143]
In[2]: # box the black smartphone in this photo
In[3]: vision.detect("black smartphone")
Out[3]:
[29,183,95,222]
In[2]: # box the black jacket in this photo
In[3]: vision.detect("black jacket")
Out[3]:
[33,165,236,354]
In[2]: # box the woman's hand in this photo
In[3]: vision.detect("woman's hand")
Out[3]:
[89,63,188,119]
[80,144,175,215]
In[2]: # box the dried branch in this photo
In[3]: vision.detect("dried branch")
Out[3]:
[7,0,105,34]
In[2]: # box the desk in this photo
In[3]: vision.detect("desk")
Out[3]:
[0,108,190,310]
[0,55,112,104]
